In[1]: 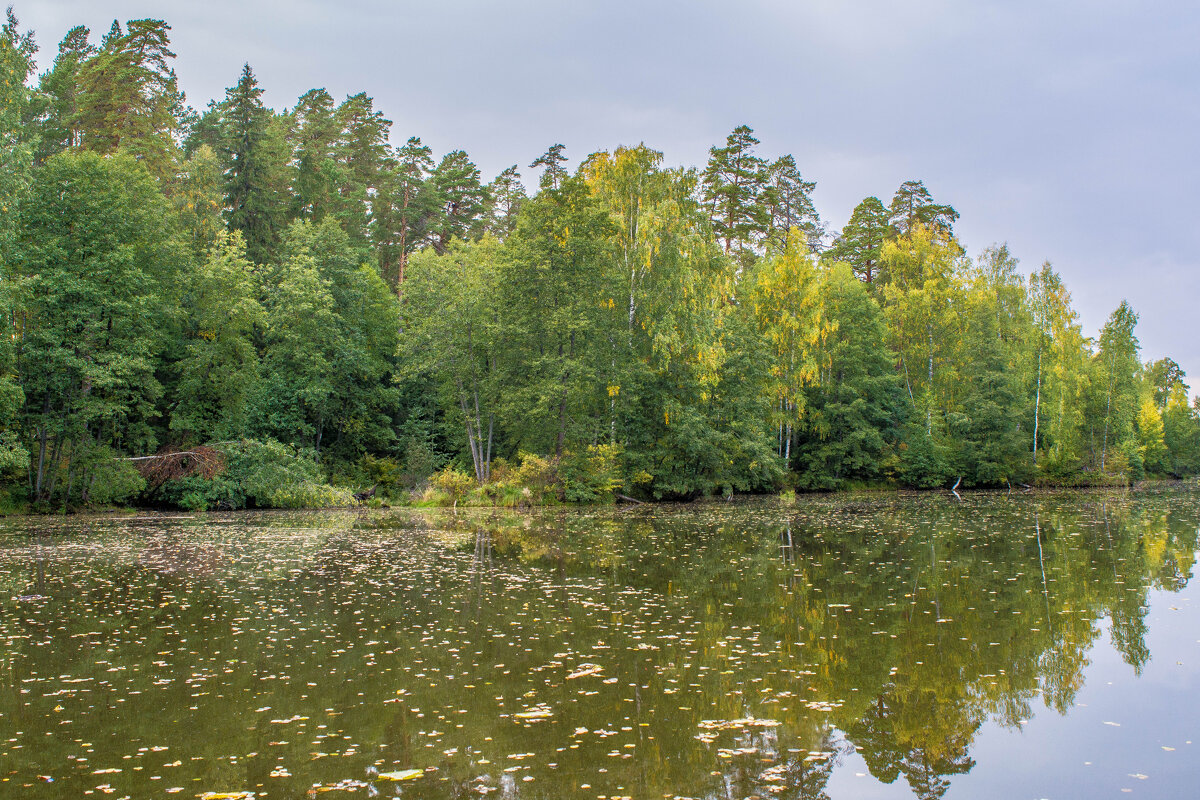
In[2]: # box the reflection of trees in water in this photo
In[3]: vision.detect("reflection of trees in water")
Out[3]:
[458,492,1199,797]
[901,736,974,800]
[2,492,1197,799]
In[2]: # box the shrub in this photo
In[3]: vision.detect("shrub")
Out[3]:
[360,453,404,499]
[156,438,353,510]
[430,465,476,503]
[560,444,624,503]
[84,448,147,505]
[897,428,950,489]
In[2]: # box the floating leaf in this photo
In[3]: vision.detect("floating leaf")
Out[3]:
[376,769,423,781]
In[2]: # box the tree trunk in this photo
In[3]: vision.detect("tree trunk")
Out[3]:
[1101,384,1112,472]
[484,413,494,482]
[927,326,934,436]
[458,385,482,483]
[1032,347,1042,465]
[34,396,51,499]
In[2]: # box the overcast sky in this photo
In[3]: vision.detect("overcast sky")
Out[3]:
[18,1,1200,392]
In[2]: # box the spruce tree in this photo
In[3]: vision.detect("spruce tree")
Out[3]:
[222,64,287,265]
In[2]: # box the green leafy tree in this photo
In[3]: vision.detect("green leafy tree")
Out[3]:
[750,232,825,463]
[16,151,178,505]
[878,223,966,440]
[1135,396,1168,475]
[1145,358,1186,413]
[403,238,503,482]
[949,259,1033,486]
[498,175,618,457]
[1028,262,1088,475]
[252,220,398,460]
[174,143,225,258]
[171,231,263,442]
[1162,385,1200,476]
[1089,301,1140,473]
[0,9,35,472]
[794,263,904,488]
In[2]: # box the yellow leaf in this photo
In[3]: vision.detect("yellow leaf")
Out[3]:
[377,770,423,781]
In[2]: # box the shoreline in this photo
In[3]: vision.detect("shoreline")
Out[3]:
[5,477,1192,520]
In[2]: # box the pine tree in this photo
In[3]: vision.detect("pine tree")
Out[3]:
[74,19,185,180]
[484,165,526,239]
[701,124,769,262]
[288,88,341,222]
[1,6,37,263]
[34,26,94,162]
[763,154,822,254]
[333,92,390,245]
[373,136,438,289]
[826,196,889,283]
[888,179,958,236]
[530,143,568,190]
[430,149,487,253]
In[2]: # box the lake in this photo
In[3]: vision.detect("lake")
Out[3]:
[1,488,1198,799]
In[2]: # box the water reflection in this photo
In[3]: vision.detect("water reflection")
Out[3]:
[0,489,1197,798]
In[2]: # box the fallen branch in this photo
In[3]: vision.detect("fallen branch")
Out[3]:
[126,446,225,489]
[616,493,645,505]
[122,451,208,462]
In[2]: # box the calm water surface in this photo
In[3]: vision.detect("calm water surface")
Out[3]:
[1,489,1198,799]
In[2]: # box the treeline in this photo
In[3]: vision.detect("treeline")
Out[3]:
[1,13,1197,511]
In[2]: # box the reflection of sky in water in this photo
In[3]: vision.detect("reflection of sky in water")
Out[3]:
[0,491,1197,799]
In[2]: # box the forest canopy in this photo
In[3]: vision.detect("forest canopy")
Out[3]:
[2,11,1198,511]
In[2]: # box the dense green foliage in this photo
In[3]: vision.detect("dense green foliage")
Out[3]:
[2,11,1198,509]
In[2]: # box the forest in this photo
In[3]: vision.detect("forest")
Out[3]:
[2,12,1198,511]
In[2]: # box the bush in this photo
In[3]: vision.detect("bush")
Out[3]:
[560,444,624,503]
[430,465,476,503]
[156,438,353,510]
[897,428,950,488]
[479,452,559,505]
[85,448,147,505]
[360,453,404,499]
[0,431,30,479]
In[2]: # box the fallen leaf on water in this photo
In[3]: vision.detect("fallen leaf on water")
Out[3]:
[514,706,553,720]
[566,664,602,679]
[376,769,423,781]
